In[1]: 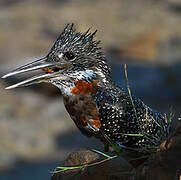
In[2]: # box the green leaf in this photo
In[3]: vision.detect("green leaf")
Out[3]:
[124,64,139,121]
[122,133,144,137]
[92,149,112,158]
[56,166,83,170]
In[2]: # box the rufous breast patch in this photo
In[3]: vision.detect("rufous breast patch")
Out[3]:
[71,80,98,95]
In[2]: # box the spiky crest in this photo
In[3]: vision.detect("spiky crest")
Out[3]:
[48,24,104,61]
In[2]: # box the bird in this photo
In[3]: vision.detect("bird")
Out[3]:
[2,24,169,152]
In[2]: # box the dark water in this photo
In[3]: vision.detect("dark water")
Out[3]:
[0,63,180,180]
[111,63,181,114]
[0,161,56,180]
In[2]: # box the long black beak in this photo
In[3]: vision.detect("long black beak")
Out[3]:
[2,57,61,89]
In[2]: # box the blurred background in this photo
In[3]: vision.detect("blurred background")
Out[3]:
[0,0,181,179]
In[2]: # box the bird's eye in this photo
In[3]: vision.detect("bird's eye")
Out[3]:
[63,52,75,60]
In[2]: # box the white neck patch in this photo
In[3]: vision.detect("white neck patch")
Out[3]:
[76,69,95,80]
[66,69,95,81]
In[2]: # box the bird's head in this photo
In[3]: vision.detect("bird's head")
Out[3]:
[2,24,110,89]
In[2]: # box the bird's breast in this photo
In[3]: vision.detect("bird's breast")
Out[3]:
[63,80,101,133]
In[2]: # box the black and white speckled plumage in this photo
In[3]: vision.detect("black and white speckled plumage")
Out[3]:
[44,24,170,151]
[94,82,168,150]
